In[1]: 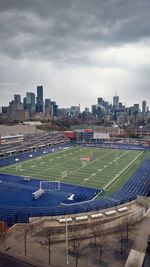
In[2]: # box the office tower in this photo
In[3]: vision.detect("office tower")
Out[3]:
[36,85,43,113]
[23,97,27,110]
[2,106,9,114]
[14,94,21,103]
[142,100,146,114]
[9,94,23,115]
[26,92,36,113]
[70,105,80,117]
[133,104,139,113]
[51,101,58,117]
[98,97,103,106]
[45,99,51,115]
[113,94,119,109]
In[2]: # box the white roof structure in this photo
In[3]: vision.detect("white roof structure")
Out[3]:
[93,132,109,139]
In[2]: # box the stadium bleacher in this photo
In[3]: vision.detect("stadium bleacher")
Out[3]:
[0,142,150,226]
[0,154,150,225]
[0,131,70,166]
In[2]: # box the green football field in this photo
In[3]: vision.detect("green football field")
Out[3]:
[0,146,148,194]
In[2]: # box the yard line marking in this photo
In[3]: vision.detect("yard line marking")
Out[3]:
[104,151,144,190]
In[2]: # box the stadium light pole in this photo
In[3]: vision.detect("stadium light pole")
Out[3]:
[66,217,69,266]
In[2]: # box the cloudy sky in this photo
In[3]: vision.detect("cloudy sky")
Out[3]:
[0,0,150,110]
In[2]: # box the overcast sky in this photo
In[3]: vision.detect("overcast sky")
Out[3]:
[0,0,150,110]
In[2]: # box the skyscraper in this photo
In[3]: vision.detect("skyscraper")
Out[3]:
[36,85,43,113]
[97,97,103,106]
[14,94,21,103]
[113,94,119,109]
[26,92,36,113]
[51,101,58,117]
[45,99,51,115]
[142,100,146,114]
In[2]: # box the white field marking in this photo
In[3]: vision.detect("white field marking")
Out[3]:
[104,165,107,168]
[92,173,96,176]
[109,162,112,164]
[0,147,81,175]
[56,156,61,159]
[30,165,35,168]
[29,147,83,179]
[72,149,120,188]
[84,178,89,181]
[98,169,102,171]
[72,150,118,190]
[104,151,144,190]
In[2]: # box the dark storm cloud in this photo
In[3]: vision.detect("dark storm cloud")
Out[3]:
[0,0,150,63]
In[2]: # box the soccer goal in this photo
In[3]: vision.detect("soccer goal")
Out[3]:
[39,181,60,191]
[16,165,23,171]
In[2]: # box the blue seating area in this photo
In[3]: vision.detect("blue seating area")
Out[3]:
[85,142,150,151]
[0,143,74,167]
[0,153,150,226]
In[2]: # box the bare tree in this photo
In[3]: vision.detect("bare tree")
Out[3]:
[123,216,134,243]
[69,227,86,267]
[90,224,102,247]
[38,227,57,265]
[97,234,106,264]
[16,224,31,256]
[114,222,126,255]
[90,224,106,264]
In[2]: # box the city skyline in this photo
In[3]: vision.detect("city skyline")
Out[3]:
[0,0,150,109]
[0,86,148,112]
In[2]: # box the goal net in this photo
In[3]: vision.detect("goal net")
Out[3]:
[39,181,60,191]
[16,165,23,171]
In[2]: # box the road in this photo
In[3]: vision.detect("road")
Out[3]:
[0,252,37,267]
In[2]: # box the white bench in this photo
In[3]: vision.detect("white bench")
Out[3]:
[105,210,117,216]
[117,207,128,212]
[58,218,72,223]
[91,213,103,219]
[75,215,88,221]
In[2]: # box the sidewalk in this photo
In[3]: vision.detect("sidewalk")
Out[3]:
[0,211,150,267]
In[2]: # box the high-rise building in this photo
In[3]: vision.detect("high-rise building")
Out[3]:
[2,106,9,114]
[70,105,80,117]
[26,92,36,113]
[142,100,146,114]
[14,94,21,103]
[9,100,23,115]
[45,99,51,115]
[23,97,27,110]
[51,101,58,117]
[113,94,119,109]
[36,85,43,113]
[97,97,103,106]
[133,104,139,113]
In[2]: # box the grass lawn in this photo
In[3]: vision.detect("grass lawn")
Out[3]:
[0,146,149,193]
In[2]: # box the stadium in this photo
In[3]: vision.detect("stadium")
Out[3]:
[0,128,150,227]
